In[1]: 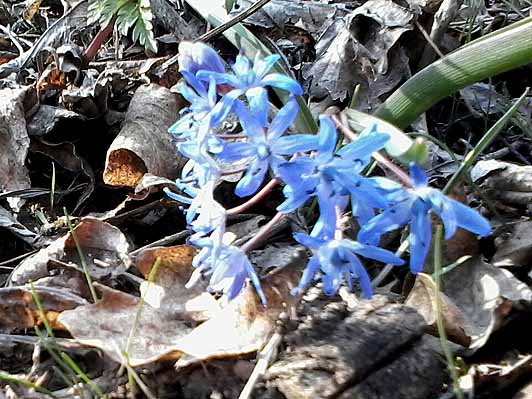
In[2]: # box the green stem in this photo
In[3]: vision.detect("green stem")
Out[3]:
[433,225,464,399]
[374,17,532,129]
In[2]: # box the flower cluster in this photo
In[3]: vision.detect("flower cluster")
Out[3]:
[166,41,491,304]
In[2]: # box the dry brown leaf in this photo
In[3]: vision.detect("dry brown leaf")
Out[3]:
[493,220,532,268]
[135,244,218,319]
[0,87,34,210]
[405,273,472,346]
[303,0,413,110]
[441,257,532,350]
[10,217,131,286]
[103,84,185,188]
[58,261,300,367]
[0,285,87,333]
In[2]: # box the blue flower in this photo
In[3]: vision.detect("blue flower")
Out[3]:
[178,41,225,76]
[187,227,266,305]
[216,97,318,197]
[197,52,303,126]
[293,233,404,297]
[276,118,391,226]
[358,163,492,273]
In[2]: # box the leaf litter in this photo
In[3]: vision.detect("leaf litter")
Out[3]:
[0,0,531,397]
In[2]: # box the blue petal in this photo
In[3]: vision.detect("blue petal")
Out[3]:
[439,199,457,240]
[408,201,432,273]
[357,200,413,245]
[292,256,320,295]
[210,90,242,126]
[253,54,280,78]
[217,142,256,162]
[268,96,299,141]
[261,74,303,95]
[342,240,404,265]
[235,101,266,140]
[293,233,325,249]
[449,198,491,237]
[347,252,373,299]
[274,134,318,155]
[247,87,269,127]
[243,255,267,305]
[232,54,252,78]
[409,163,429,188]
[315,116,338,163]
[178,42,225,74]
[337,133,390,162]
[181,70,208,97]
[235,160,268,197]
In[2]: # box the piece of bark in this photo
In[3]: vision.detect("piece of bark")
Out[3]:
[103,83,185,188]
[261,292,445,399]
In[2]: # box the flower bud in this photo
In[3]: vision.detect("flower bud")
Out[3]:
[178,42,225,75]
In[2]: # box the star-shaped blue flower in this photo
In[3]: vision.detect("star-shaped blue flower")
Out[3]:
[358,163,492,273]
[197,52,303,127]
[276,117,391,227]
[216,97,318,197]
[293,233,404,297]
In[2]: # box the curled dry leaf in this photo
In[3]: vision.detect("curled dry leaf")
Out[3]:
[493,220,532,268]
[10,217,131,286]
[405,273,472,346]
[0,87,34,210]
[473,160,532,209]
[0,285,87,333]
[303,0,414,109]
[57,257,301,367]
[441,257,532,350]
[103,83,185,188]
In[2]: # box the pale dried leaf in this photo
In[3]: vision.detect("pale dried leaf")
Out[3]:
[103,84,185,188]
[10,217,130,286]
[442,257,532,350]
[405,273,472,346]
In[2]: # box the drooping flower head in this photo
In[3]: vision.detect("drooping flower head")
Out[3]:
[292,233,404,297]
[216,96,318,197]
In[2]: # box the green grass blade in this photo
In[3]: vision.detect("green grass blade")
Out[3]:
[443,88,529,194]
[433,225,464,399]
[63,208,99,303]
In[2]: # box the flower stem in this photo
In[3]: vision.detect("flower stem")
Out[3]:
[227,179,279,215]
[332,114,413,187]
[240,212,286,253]
[433,225,464,399]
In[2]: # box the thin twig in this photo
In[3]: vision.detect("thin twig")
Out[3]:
[198,0,273,42]
[227,179,279,215]
[331,115,413,187]
[159,0,274,71]
[240,212,286,253]
[238,332,282,399]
